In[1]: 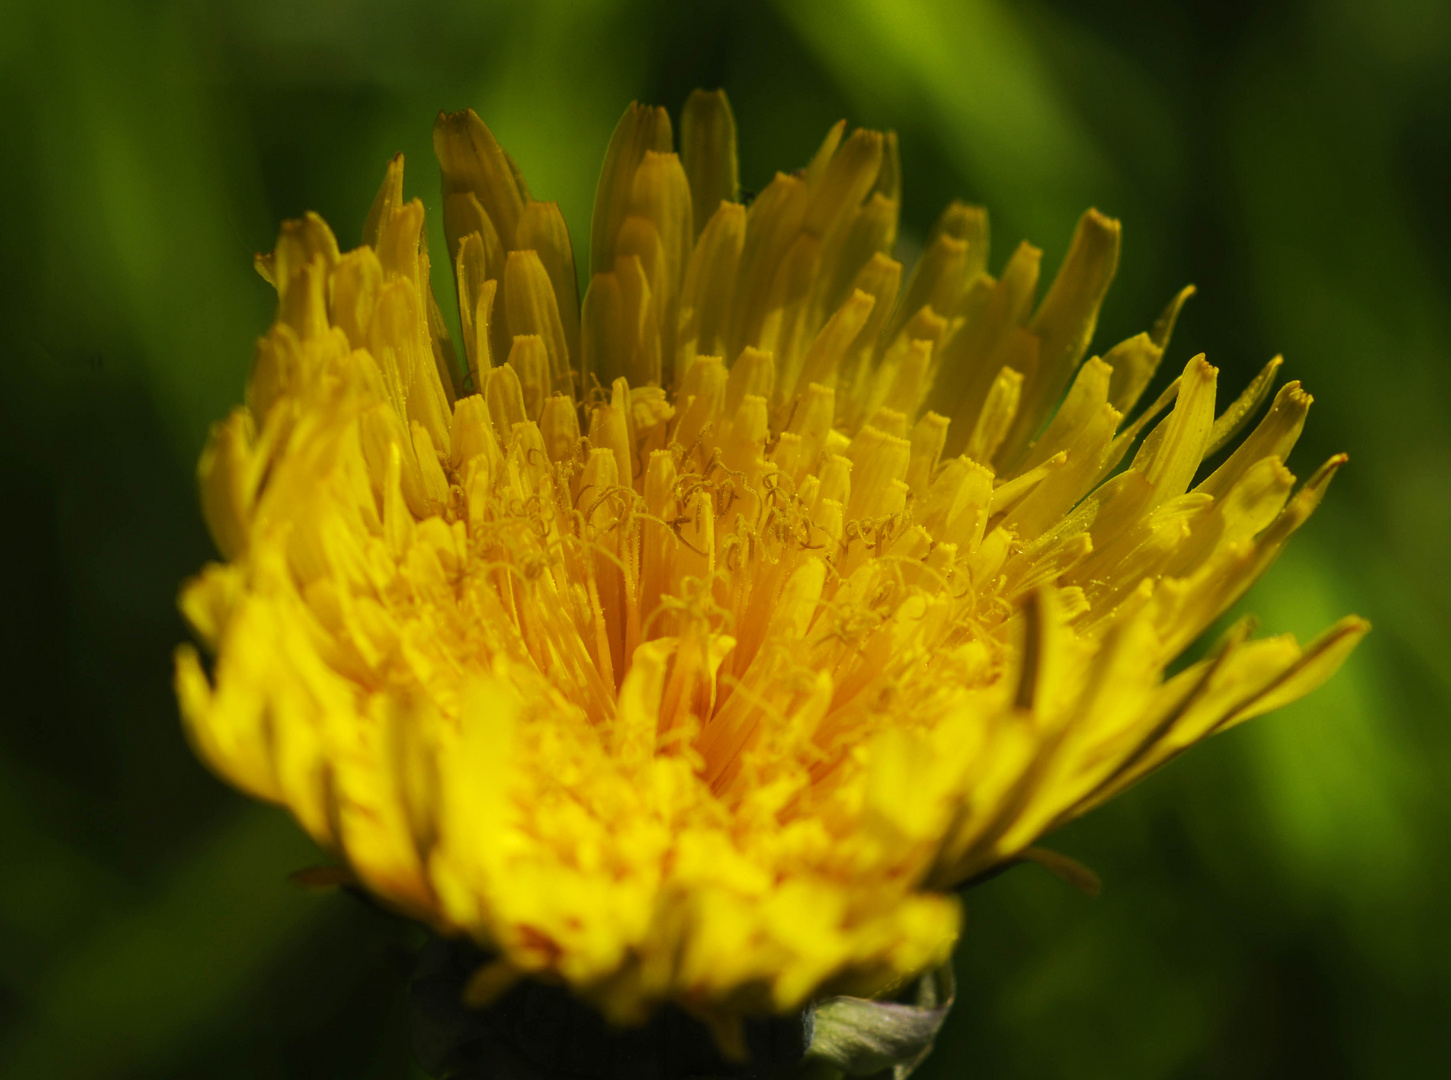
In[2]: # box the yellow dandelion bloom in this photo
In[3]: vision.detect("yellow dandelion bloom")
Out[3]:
[175,90,1365,1031]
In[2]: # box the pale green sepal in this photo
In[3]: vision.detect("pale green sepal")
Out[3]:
[803,962,955,1079]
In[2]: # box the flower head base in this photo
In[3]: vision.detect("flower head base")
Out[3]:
[176,90,1365,1037]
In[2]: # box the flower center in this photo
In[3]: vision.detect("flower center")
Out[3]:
[433,353,1014,812]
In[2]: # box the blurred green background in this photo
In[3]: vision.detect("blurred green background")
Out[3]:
[2,0,1449,1076]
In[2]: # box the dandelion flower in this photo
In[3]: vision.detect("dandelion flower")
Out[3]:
[175,91,1366,1038]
